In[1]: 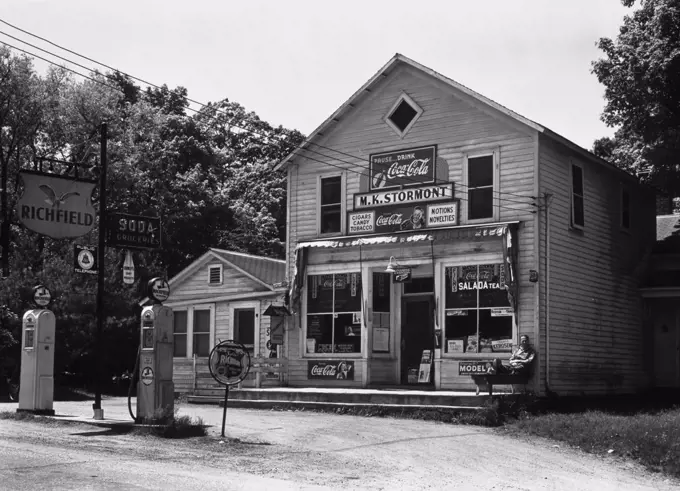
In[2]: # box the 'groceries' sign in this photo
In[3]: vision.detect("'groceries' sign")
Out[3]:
[370,146,436,189]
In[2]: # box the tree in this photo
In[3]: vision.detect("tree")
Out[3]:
[591,0,680,203]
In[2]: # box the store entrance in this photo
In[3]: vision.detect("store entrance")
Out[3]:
[401,295,434,385]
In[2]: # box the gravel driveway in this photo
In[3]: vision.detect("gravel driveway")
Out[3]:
[0,397,677,491]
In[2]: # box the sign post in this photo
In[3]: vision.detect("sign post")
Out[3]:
[207,341,251,437]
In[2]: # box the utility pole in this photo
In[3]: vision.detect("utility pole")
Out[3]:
[93,122,108,420]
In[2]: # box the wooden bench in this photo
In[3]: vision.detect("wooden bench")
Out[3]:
[471,372,531,396]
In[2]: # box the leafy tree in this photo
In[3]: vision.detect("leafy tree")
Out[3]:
[591,0,680,203]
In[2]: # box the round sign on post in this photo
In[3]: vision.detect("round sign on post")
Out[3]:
[147,277,170,304]
[32,285,52,308]
[208,341,251,386]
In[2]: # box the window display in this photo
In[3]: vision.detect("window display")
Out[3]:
[306,273,362,354]
[444,264,513,354]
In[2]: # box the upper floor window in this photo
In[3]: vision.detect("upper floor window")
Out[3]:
[571,163,585,228]
[621,188,630,230]
[319,175,342,235]
[466,152,497,221]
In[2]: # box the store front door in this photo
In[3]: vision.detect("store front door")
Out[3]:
[401,296,434,385]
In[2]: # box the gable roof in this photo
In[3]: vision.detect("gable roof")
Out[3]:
[656,214,680,254]
[274,53,637,183]
[138,249,286,306]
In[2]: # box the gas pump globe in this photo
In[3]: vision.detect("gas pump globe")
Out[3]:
[136,278,174,421]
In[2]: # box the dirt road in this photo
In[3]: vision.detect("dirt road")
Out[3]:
[0,398,677,490]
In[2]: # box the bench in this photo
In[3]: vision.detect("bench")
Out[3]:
[471,372,531,396]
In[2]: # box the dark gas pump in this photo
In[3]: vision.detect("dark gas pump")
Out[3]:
[128,278,174,422]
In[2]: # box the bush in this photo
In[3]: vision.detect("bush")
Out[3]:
[133,404,207,439]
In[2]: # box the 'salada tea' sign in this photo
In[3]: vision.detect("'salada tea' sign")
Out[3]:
[18,171,96,239]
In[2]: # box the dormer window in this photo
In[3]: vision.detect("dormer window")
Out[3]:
[208,264,223,285]
[385,93,422,138]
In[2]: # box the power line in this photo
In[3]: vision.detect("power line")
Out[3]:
[0,19,539,203]
[0,39,541,215]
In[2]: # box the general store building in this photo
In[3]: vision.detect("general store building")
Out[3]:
[276,54,657,397]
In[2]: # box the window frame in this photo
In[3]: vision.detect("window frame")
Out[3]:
[303,268,364,358]
[463,149,500,224]
[208,264,223,286]
[172,309,188,358]
[317,173,345,236]
[438,257,517,359]
[570,161,585,230]
[384,92,423,139]
[620,186,631,232]
[171,303,215,359]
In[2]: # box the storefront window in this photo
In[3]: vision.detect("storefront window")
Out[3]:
[306,273,362,354]
[372,272,391,353]
[444,264,513,354]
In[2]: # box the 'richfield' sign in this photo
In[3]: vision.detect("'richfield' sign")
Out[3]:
[370,146,436,189]
[18,171,96,239]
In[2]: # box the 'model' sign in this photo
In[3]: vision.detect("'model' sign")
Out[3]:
[18,171,96,239]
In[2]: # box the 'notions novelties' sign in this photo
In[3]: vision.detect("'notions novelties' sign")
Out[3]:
[18,171,96,239]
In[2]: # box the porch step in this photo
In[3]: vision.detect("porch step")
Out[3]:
[185,387,489,409]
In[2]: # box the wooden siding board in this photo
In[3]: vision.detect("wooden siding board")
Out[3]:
[538,135,656,396]
[170,259,268,301]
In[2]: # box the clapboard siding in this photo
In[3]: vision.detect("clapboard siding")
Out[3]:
[171,259,268,299]
[369,359,397,385]
[538,135,656,396]
[284,62,542,391]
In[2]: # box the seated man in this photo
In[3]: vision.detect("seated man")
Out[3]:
[487,334,535,375]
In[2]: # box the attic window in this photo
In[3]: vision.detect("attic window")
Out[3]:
[385,93,422,137]
[209,265,223,285]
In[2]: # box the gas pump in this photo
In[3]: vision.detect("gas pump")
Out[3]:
[17,285,56,415]
[136,278,174,421]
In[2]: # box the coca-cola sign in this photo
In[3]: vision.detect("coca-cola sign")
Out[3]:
[370,146,436,190]
[307,360,355,380]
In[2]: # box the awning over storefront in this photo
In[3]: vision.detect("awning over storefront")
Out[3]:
[295,222,516,250]
[288,221,520,317]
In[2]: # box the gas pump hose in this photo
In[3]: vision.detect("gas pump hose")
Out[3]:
[127,345,141,423]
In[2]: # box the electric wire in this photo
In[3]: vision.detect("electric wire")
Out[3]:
[0,34,543,215]
[0,20,539,204]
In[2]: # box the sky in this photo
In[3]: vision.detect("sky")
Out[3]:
[3,0,633,150]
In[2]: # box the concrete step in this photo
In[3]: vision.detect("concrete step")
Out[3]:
[186,387,489,409]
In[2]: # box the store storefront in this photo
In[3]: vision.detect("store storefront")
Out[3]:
[287,215,523,391]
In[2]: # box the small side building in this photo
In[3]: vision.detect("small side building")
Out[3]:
[159,248,288,393]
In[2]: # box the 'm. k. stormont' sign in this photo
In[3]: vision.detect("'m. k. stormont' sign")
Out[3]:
[370,146,436,189]
[18,171,96,239]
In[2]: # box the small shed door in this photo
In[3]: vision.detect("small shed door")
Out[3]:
[653,305,680,387]
[234,308,256,352]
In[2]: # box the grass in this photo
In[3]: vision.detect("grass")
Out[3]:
[500,407,680,478]
[132,404,208,439]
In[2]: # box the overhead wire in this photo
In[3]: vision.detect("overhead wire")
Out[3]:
[0,39,540,216]
[0,19,539,204]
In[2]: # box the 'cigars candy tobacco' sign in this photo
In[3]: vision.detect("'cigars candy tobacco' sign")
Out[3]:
[370,146,436,189]
[18,171,96,239]
[347,201,458,235]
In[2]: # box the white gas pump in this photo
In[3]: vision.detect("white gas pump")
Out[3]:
[17,285,56,415]
[136,278,174,421]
